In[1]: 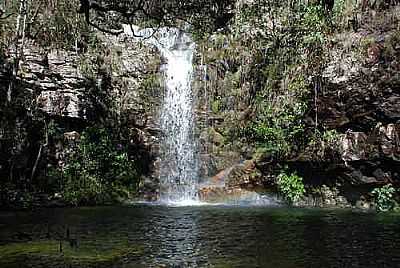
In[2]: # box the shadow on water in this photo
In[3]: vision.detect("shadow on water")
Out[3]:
[0,205,400,267]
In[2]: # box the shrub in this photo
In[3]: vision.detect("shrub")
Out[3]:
[277,170,306,204]
[248,76,308,159]
[372,184,397,212]
[307,129,341,160]
[302,4,327,48]
[62,127,138,205]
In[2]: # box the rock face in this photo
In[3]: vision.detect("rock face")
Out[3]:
[338,124,400,186]
[193,4,400,208]
[0,33,162,188]
[286,24,400,204]
[22,45,90,119]
[1,4,400,207]
[341,124,400,164]
[314,26,400,186]
[197,160,269,203]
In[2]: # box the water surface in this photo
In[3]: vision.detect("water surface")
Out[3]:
[0,205,399,267]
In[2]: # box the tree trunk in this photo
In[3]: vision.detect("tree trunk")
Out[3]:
[30,119,48,182]
[7,0,27,103]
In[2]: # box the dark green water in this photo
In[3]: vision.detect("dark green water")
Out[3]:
[0,205,399,267]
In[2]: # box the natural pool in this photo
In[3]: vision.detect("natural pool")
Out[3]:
[0,205,399,267]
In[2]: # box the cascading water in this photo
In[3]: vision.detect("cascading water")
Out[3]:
[124,26,199,204]
[124,25,280,206]
[155,30,199,203]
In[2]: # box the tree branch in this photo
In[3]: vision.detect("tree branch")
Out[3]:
[77,0,235,35]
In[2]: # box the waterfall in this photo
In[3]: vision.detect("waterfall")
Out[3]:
[124,26,199,204]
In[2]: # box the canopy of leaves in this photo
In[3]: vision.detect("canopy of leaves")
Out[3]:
[78,0,236,35]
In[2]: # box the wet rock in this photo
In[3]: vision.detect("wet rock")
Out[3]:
[221,160,263,188]
[225,160,258,186]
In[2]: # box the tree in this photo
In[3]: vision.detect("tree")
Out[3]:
[7,0,28,103]
[77,0,235,35]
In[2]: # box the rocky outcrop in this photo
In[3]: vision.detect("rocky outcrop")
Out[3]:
[341,124,400,164]
[0,33,162,190]
[194,5,400,208]
[283,10,400,206]
[197,159,271,203]
[20,43,90,119]
[198,186,279,205]
[309,20,400,188]
[295,185,351,208]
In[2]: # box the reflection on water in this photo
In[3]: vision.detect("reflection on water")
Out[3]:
[0,205,400,267]
[146,209,207,267]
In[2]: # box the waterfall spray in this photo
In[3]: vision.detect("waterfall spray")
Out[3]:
[124,26,199,204]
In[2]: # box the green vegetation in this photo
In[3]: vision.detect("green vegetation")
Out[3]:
[1,0,88,50]
[372,184,398,212]
[277,170,306,204]
[62,127,138,205]
[248,75,309,158]
[209,1,331,159]
[0,239,143,267]
[1,0,400,209]
[307,129,342,160]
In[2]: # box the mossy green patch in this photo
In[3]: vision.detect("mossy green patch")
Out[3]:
[0,240,143,267]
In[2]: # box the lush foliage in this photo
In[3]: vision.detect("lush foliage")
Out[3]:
[248,75,309,158]
[234,2,329,158]
[277,170,306,204]
[199,1,345,162]
[1,0,89,50]
[372,184,398,212]
[307,129,342,160]
[62,128,138,205]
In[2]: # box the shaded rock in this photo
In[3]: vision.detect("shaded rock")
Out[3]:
[367,43,382,64]
[63,131,80,141]
[372,168,391,182]
[379,96,400,120]
[341,131,368,163]
[349,170,378,184]
[378,123,400,158]
[355,198,371,210]
[295,185,351,208]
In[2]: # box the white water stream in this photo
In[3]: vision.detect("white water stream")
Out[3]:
[124,26,199,204]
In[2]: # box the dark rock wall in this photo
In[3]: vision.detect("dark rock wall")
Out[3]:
[0,33,162,195]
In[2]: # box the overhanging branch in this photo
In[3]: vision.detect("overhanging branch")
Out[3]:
[78,0,235,35]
